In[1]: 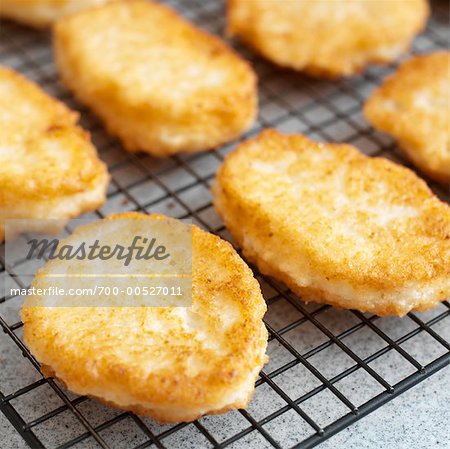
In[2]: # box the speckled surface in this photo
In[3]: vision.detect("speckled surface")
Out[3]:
[320,368,450,449]
[1,296,449,449]
[1,348,449,449]
[1,411,26,449]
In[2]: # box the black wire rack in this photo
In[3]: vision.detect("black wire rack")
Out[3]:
[1,1,449,448]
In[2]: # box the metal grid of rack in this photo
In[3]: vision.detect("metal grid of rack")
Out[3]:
[1,1,449,448]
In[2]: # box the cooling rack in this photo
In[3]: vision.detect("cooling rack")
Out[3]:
[1,1,449,448]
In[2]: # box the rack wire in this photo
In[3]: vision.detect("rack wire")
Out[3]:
[1,1,449,448]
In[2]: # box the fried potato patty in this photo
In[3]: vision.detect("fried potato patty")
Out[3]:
[54,0,257,156]
[0,66,109,241]
[227,0,429,77]
[364,52,450,184]
[212,129,450,316]
[21,212,268,423]
[0,0,113,27]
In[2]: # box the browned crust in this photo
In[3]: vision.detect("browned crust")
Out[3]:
[227,0,429,78]
[0,0,115,27]
[53,0,257,155]
[42,363,256,423]
[212,129,450,316]
[364,51,450,184]
[21,213,268,423]
[0,65,109,204]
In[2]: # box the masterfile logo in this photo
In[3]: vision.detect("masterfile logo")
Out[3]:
[4,218,192,307]
[26,235,171,266]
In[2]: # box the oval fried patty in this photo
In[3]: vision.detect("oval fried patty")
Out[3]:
[0,0,113,27]
[212,129,450,316]
[227,0,429,77]
[21,212,268,423]
[0,66,109,241]
[54,0,257,156]
[364,51,450,184]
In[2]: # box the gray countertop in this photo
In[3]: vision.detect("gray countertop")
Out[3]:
[321,368,450,449]
[1,356,448,449]
[1,298,449,449]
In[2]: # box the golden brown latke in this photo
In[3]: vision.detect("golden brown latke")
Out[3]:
[21,212,268,423]
[365,51,450,184]
[227,0,429,78]
[0,0,114,28]
[0,66,109,241]
[212,129,450,316]
[54,0,257,156]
